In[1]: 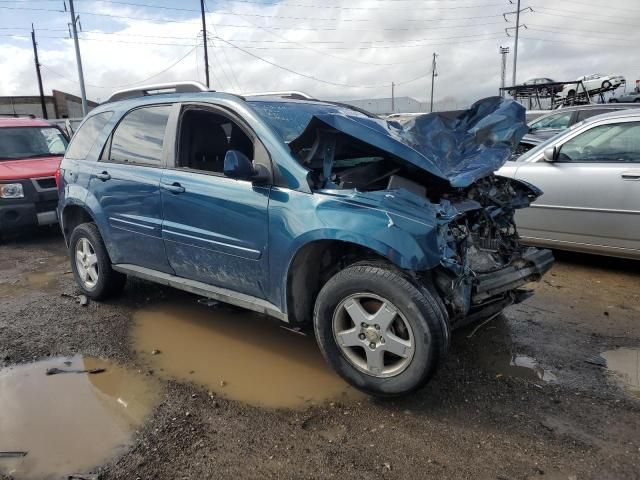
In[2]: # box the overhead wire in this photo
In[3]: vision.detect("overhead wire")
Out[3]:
[40,43,199,89]
[204,0,242,92]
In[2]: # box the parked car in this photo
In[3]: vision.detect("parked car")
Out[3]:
[525,110,549,122]
[508,78,563,97]
[0,117,68,236]
[57,83,553,396]
[498,109,640,260]
[558,74,625,99]
[519,103,640,151]
[610,89,640,103]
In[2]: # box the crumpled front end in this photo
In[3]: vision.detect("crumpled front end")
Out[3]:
[287,95,552,326]
[430,176,554,327]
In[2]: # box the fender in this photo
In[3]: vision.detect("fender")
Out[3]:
[267,187,443,312]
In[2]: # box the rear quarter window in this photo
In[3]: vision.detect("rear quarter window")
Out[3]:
[65,112,113,160]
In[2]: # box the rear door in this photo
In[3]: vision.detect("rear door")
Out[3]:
[89,104,175,273]
[160,103,271,298]
[514,119,640,254]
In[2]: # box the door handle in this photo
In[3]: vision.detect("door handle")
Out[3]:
[96,171,111,181]
[621,172,640,181]
[161,182,185,194]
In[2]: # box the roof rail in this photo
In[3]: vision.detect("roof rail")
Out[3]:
[106,81,210,103]
[242,91,315,100]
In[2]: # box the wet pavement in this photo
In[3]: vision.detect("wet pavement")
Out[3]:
[0,355,159,479]
[601,348,640,398]
[1,229,640,480]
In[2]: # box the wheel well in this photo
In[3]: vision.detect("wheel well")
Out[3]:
[286,240,390,327]
[62,205,94,241]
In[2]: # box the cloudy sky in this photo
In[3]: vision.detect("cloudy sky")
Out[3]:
[1,0,639,105]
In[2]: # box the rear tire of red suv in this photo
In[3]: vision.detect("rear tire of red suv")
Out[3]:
[69,222,126,300]
[313,262,448,397]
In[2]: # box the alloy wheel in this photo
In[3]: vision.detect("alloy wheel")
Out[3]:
[332,293,415,378]
[75,237,99,289]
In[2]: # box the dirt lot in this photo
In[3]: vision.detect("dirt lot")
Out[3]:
[1,228,639,480]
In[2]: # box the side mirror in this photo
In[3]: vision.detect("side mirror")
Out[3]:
[543,146,557,162]
[224,150,255,180]
[223,150,269,183]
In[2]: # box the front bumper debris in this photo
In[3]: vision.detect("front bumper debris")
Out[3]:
[472,248,554,303]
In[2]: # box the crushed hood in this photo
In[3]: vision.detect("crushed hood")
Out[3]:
[289,97,528,188]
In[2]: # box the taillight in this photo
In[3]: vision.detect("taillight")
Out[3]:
[55,167,62,187]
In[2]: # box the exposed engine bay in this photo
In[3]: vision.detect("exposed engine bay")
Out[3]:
[287,96,554,327]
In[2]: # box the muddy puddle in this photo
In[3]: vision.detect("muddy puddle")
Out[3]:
[601,347,640,398]
[0,254,68,298]
[480,351,557,383]
[132,303,364,409]
[0,355,159,479]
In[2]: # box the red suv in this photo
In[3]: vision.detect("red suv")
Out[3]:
[0,117,68,235]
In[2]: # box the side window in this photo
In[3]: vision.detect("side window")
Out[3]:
[109,105,171,166]
[558,122,640,163]
[65,111,113,160]
[529,111,572,130]
[575,109,612,122]
[177,107,254,174]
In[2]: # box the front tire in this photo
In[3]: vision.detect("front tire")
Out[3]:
[313,263,448,397]
[69,222,126,300]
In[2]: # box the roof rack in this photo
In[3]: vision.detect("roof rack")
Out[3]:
[242,91,315,100]
[106,81,210,103]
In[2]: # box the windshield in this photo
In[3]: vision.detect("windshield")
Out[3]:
[0,127,68,160]
[529,111,572,130]
[248,101,367,143]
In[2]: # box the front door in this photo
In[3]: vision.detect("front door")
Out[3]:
[160,104,270,298]
[514,120,640,254]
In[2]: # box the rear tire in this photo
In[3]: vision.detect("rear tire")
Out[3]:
[313,263,448,397]
[69,222,126,300]
[602,80,612,89]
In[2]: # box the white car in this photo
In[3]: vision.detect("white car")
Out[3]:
[558,74,625,98]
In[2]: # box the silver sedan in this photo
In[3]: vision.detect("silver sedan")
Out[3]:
[498,110,640,260]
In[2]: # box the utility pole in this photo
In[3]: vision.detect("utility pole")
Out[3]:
[429,52,438,113]
[67,0,88,116]
[499,46,509,96]
[504,1,532,87]
[200,0,210,88]
[391,82,395,113]
[31,25,48,119]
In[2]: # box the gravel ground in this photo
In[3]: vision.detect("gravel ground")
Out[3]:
[1,228,639,480]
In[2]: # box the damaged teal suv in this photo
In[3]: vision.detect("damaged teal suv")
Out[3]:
[57,82,553,396]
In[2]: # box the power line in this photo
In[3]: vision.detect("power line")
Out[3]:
[0,4,507,30]
[518,35,634,49]
[526,23,639,39]
[68,0,505,12]
[41,44,198,89]
[204,0,241,92]
[221,32,506,50]
[526,27,636,43]
[531,7,640,27]
[211,35,434,89]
